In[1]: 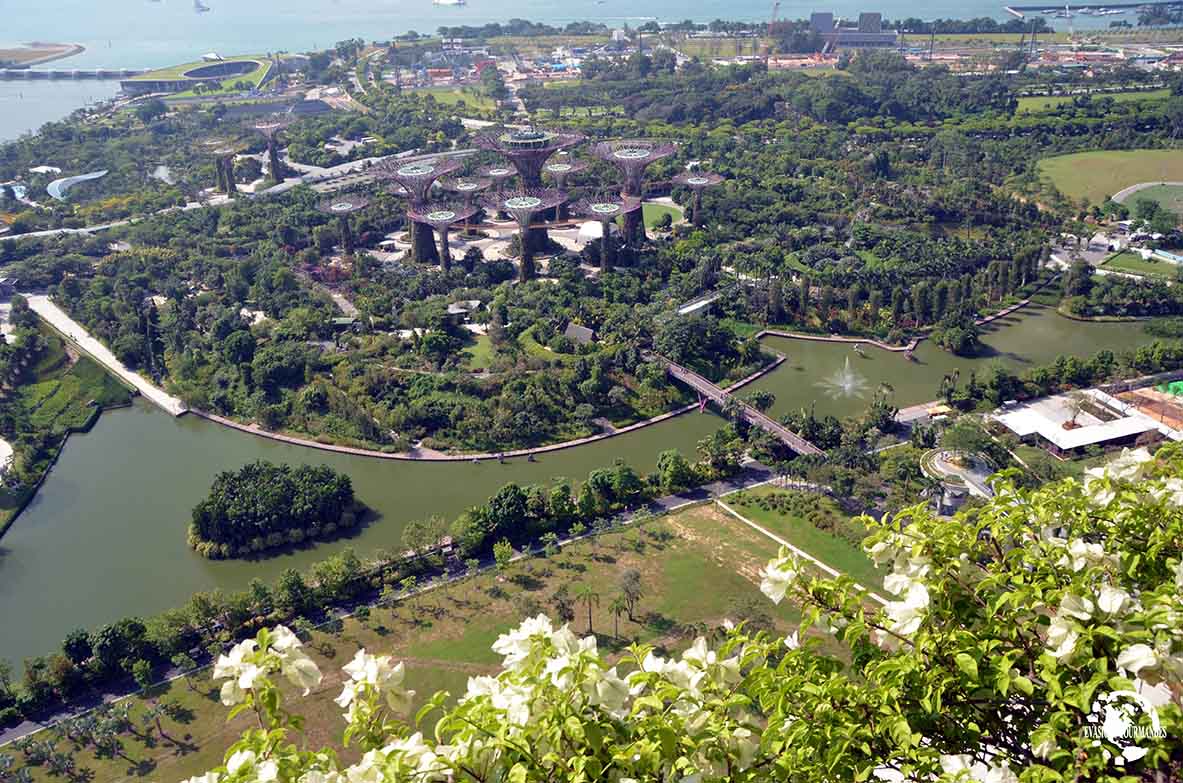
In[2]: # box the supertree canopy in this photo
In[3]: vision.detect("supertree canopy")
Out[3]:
[406,202,480,272]
[591,138,676,244]
[475,128,584,187]
[480,165,516,196]
[317,195,370,258]
[254,117,294,182]
[483,188,567,283]
[590,139,676,197]
[574,195,641,271]
[544,158,588,220]
[202,138,242,198]
[672,171,725,226]
[374,157,463,263]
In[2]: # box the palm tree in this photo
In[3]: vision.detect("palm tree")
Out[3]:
[609,596,629,639]
[573,583,601,635]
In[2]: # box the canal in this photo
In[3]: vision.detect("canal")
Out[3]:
[0,303,1161,666]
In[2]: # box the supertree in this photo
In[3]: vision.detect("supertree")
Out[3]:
[254,117,294,182]
[317,195,370,258]
[591,138,676,245]
[202,138,241,198]
[475,128,584,187]
[574,194,641,271]
[444,177,492,237]
[484,189,567,283]
[672,171,725,227]
[476,129,583,253]
[406,203,480,272]
[544,158,588,220]
[374,157,463,263]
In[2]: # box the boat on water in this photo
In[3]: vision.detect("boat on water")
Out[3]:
[194,0,211,12]
[433,0,466,5]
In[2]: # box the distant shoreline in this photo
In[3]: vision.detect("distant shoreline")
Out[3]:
[0,42,86,68]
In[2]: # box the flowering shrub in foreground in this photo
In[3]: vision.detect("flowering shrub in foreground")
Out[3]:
[187,447,1183,782]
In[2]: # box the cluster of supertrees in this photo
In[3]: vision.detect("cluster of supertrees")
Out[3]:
[202,115,297,197]
[333,127,725,282]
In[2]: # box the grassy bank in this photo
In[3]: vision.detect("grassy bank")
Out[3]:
[15,503,805,782]
[1017,88,1170,114]
[1103,250,1181,280]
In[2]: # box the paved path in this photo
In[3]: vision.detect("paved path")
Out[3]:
[24,295,187,416]
[1112,181,1183,204]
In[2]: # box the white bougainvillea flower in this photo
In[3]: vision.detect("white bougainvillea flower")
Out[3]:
[783,631,800,650]
[1105,448,1153,481]
[212,639,260,706]
[1097,585,1131,617]
[256,760,279,782]
[1065,539,1115,572]
[491,614,554,670]
[226,749,257,775]
[182,773,221,783]
[1058,593,1095,621]
[1116,644,1160,675]
[339,650,414,714]
[1149,477,1183,506]
[1046,616,1079,661]
[759,553,799,605]
[883,581,929,637]
[584,665,630,715]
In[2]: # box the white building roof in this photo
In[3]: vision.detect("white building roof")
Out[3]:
[993,389,1177,451]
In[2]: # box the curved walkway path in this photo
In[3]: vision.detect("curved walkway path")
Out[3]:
[1112,181,1183,204]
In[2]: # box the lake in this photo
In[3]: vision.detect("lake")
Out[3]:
[0,302,1160,666]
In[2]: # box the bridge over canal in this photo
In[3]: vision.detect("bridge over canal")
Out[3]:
[652,354,824,457]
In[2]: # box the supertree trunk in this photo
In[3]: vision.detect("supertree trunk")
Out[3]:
[438,226,451,272]
[222,158,237,198]
[623,210,643,247]
[693,190,703,227]
[519,228,535,283]
[268,140,285,181]
[339,215,354,256]
[600,225,613,271]
[412,222,440,264]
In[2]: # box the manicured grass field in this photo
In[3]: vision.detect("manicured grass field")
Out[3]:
[409,85,497,112]
[17,332,131,434]
[1122,183,1183,215]
[641,203,684,230]
[723,485,881,590]
[1016,88,1169,113]
[17,504,805,783]
[1038,149,1183,206]
[461,333,494,370]
[1103,250,1181,280]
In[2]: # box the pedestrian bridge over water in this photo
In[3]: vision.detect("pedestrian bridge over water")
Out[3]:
[651,354,824,457]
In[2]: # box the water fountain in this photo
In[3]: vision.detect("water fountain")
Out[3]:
[817,356,871,398]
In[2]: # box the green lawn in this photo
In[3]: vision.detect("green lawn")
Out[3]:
[461,333,495,370]
[641,203,684,230]
[409,85,496,112]
[1017,88,1170,114]
[723,486,881,591]
[1122,183,1183,214]
[1103,250,1181,280]
[1014,445,1108,480]
[1039,149,1183,206]
[17,504,800,783]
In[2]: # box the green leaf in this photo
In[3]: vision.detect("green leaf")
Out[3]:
[508,763,529,783]
[1012,675,1034,696]
[955,653,979,681]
